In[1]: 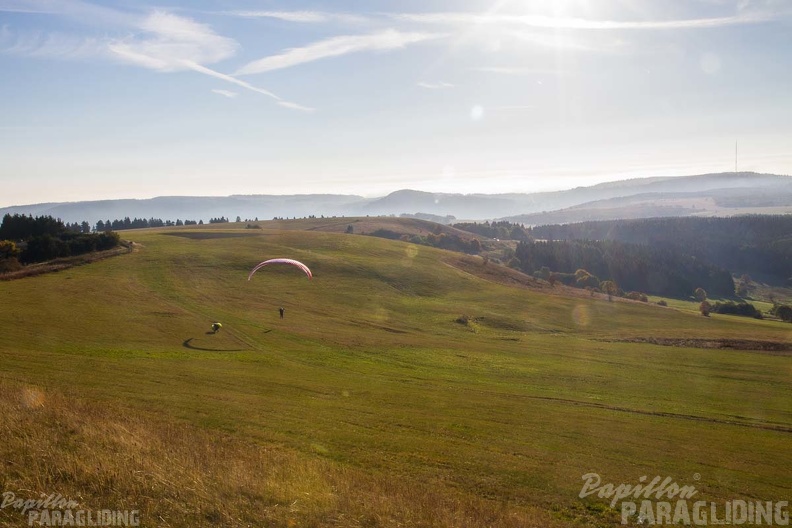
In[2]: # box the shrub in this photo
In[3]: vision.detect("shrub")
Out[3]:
[710,301,763,319]
[0,257,22,273]
[625,291,648,302]
[771,305,792,322]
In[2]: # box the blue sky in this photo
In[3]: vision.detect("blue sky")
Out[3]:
[1,0,791,206]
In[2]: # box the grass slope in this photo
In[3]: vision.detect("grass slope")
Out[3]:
[1,221,790,527]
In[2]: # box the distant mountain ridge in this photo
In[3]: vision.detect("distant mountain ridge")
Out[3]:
[2,172,790,225]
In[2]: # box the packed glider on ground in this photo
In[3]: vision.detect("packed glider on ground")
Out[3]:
[247,259,312,281]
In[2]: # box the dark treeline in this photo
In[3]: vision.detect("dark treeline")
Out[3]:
[528,216,792,282]
[515,239,735,298]
[96,217,200,231]
[452,221,532,241]
[94,216,242,230]
[0,213,65,240]
[0,214,121,268]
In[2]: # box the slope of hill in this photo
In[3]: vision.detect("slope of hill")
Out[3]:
[504,185,792,225]
[3,172,790,224]
[0,220,790,527]
[0,194,365,225]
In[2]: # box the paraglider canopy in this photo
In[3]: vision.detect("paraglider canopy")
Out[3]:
[211,322,222,333]
[248,258,312,281]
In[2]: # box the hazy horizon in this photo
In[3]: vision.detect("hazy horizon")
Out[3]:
[3,169,789,210]
[2,0,792,207]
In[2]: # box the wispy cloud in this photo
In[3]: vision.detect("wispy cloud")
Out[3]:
[0,26,107,60]
[108,11,237,72]
[471,66,565,76]
[0,0,138,28]
[101,10,312,110]
[235,29,445,76]
[390,11,774,30]
[184,61,313,111]
[223,10,370,25]
[491,105,536,112]
[276,101,315,112]
[2,4,313,111]
[211,89,237,98]
[501,28,626,53]
[416,81,454,89]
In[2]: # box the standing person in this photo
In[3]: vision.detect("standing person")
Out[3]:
[279,307,285,319]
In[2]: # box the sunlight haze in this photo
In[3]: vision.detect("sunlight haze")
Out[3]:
[1,0,791,206]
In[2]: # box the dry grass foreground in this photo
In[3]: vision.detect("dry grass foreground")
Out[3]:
[0,380,563,528]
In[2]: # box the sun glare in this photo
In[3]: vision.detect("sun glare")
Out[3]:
[512,0,596,18]
[550,0,592,17]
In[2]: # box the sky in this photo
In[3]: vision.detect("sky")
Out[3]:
[1,0,791,206]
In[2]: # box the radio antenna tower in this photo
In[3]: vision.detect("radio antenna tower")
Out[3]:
[735,139,738,173]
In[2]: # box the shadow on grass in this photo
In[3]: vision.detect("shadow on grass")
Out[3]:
[182,337,246,352]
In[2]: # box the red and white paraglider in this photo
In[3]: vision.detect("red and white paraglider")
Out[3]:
[247,258,312,281]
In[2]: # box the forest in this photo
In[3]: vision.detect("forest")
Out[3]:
[526,216,792,284]
[451,221,532,241]
[0,214,120,270]
[513,238,736,298]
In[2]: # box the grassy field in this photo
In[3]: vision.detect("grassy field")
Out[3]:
[1,220,790,527]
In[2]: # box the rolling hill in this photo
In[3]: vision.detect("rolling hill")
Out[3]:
[3,172,790,225]
[0,219,790,527]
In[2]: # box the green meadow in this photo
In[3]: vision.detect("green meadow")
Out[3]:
[1,221,790,527]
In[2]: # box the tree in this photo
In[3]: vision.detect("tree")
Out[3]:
[575,269,600,289]
[600,280,619,301]
[776,305,792,322]
[534,266,551,281]
[735,274,752,297]
[699,300,712,317]
[0,239,21,272]
[0,213,63,240]
[694,287,708,302]
[0,240,20,260]
[22,234,68,263]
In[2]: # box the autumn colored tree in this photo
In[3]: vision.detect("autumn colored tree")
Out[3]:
[600,280,620,301]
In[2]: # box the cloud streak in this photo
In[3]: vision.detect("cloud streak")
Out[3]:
[211,89,237,98]
[223,10,370,25]
[235,29,445,75]
[471,66,565,76]
[417,81,454,89]
[184,61,313,111]
[2,4,314,112]
[0,0,138,28]
[390,11,774,30]
[0,28,106,59]
[108,11,237,72]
